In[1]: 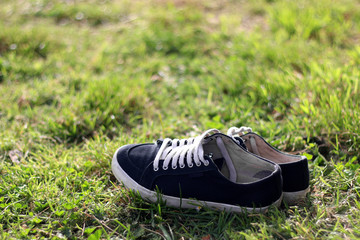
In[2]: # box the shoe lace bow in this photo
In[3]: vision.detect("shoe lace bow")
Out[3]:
[227,126,252,139]
[153,129,221,171]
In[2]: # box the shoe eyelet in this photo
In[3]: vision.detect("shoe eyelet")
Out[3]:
[180,164,185,168]
[196,162,201,167]
[204,160,209,166]
[153,167,159,171]
[172,165,177,170]
[162,166,168,170]
[188,163,193,168]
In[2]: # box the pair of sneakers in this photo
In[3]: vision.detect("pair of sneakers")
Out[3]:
[111,127,310,213]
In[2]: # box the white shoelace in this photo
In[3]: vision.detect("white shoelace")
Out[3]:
[227,126,252,137]
[153,129,221,171]
[153,129,239,182]
[227,126,260,155]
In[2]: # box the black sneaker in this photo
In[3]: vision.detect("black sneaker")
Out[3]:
[227,127,310,205]
[112,129,283,213]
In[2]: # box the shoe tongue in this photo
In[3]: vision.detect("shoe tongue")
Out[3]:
[234,137,247,150]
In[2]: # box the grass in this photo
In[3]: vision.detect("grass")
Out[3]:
[1,0,360,238]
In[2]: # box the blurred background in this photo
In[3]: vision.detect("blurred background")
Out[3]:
[2,0,360,238]
[1,0,360,148]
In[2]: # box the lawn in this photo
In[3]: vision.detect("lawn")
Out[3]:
[1,0,360,239]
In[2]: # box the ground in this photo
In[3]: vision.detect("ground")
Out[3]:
[1,0,360,239]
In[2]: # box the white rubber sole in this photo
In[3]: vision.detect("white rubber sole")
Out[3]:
[283,187,310,205]
[111,147,283,213]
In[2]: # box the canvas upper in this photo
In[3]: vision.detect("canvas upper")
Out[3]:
[227,127,310,204]
[112,129,283,212]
